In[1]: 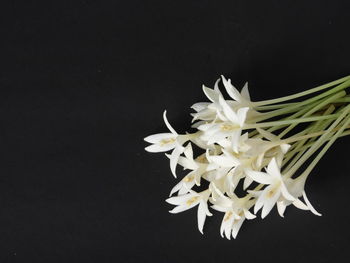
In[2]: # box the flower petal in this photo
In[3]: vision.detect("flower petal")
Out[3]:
[240,82,250,101]
[261,185,281,218]
[169,181,183,197]
[280,182,295,201]
[245,169,275,185]
[163,110,178,135]
[221,75,241,101]
[144,133,175,143]
[302,191,322,216]
[202,85,220,103]
[197,201,211,234]
[237,107,249,127]
[232,217,245,239]
[292,198,309,210]
[191,102,210,112]
[145,143,175,153]
[219,96,239,124]
[277,201,287,217]
[166,193,192,205]
[266,158,282,179]
[170,146,184,177]
[243,209,256,220]
[184,143,194,160]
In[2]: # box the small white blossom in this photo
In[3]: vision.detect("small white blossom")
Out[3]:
[166,190,212,234]
[245,158,295,218]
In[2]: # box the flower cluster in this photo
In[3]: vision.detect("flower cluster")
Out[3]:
[145,75,350,239]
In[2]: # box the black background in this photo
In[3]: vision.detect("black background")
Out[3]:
[1,0,350,262]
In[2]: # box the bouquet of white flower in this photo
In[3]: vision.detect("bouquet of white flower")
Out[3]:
[144,75,350,239]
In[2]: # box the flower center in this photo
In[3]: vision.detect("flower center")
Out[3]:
[224,211,233,221]
[184,176,194,182]
[267,183,280,198]
[196,154,207,163]
[160,138,176,146]
[186,196,199,205]
[220,123,238,131]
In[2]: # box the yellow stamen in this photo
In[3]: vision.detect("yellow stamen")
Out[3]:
[160,138,175,146]
[224,211,233,221]
[184,176,194,182]
[186,196,199,205]
[220,124,236,131]
[196,154,206,163]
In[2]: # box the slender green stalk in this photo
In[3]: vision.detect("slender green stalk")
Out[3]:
[252,76,350,106]
[278,91,346,138]
[244,113,340,130]
[299,114,350,179]
[284,104,350,178]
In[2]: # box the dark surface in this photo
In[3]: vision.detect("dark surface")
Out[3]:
[0,0,350,262]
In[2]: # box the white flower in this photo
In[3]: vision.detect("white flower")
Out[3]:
[144,111,178,152]
[245,158,295,218]
[277,174,321,217]
[144,110,192,177]
[166,190,212,234]
[198,102,249,153]
[221,75,251,105]
[168,144,209,196]
[205,149,242,194]
[191,79,223,122]
[210,184,255,239]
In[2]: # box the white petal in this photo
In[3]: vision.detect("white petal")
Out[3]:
[177,156,197,170]
[202,85,219,103]
[277,201,287,217]
[197,201,207,234]
[191,102,210,112]
[280,182,296,201]
[292,199,309,210]
[221,75,241,101]
[224,215,234,240]
[232,217,245,239]
[163,110,178,135]
[240,82,250,101]
[245,169,275,185]
[243,209,256,220]
[237,107,249,127]
[169,181,183,196]
[231,130,242,154]
[213,78,221,92]
[280,144,291,154]
[243,175,253,190]
[166,193,192,205]
[211,205,227,213]
[219,96,239,123]
[266,158,282,179]
[302,191,322,216]
[178,182,194,195]
[183,143,194,160]
[145,143,175,153]
[169,146,184,177]
[209,155,237,168]
[144,133,175,143]
[169,204,192,214]
[254,193,265,214]
[261,185,281,218]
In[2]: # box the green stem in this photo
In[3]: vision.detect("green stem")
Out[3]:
[252,76,350,106]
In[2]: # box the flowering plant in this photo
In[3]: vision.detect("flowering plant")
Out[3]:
[144,75,350,239]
